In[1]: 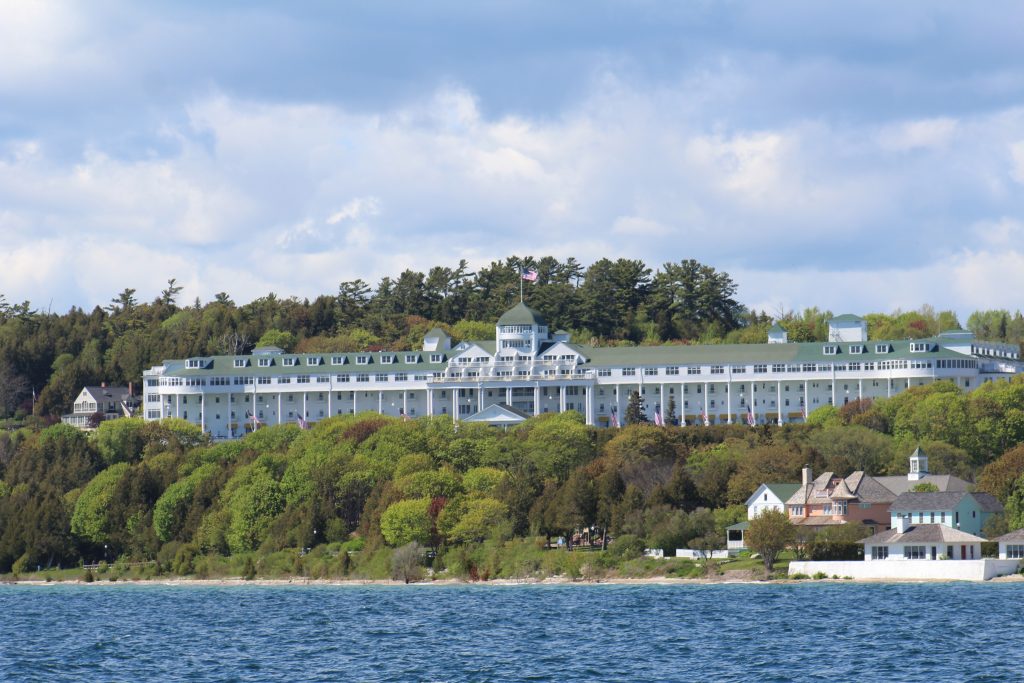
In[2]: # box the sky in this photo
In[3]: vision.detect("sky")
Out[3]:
[2,1,1024,321]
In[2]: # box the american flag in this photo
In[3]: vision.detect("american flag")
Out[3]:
[610,407,620,428]
[521,268,538,282]
[297,416,311,430]
[654,407,663,426]
[747,405,756,427]
[701,410,710,427]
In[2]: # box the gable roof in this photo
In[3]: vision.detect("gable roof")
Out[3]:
[785,471,896,506]
[461,403,531,425]
[746,483,801,508]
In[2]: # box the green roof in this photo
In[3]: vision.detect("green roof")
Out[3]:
[765,483,802,501]
[768,323,786,333]
[829,314,864,323]
[497,302,546,327]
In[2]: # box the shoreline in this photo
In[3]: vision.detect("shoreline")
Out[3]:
[5,573,1023,587]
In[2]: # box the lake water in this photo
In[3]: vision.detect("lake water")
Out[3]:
[1,582,1021,682]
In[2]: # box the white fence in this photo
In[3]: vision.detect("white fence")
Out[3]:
[789,559,1021,581]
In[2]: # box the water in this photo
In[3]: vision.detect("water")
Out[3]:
[1,582,1022,682]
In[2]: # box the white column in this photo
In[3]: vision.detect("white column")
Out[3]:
[703,382,708,422]
[378,391,383,415]
[506,386,512,405]
[803,381,808,420]
[616,384,623,422]
[176,394,180,419]
[859,379,863,402]
[303,392,307,421]
[831,364,836,406]
[403,390,408,417]
[228,391,232,437]
[751,381,755,424]
[726,379,732,424]
[277,393,282,424]
[353,390,358,415]
[776,382,782,425]
[427,389,432,416]
[660,383,665,421]
[559,385,566,413]
[200,392,205,433]
[452,388,457,422]
[534,384,540,416]
[328,382,333,417]
[478,384,483,411]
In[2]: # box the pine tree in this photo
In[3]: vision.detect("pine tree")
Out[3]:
[666,395,677,426]
[624,390,649,425]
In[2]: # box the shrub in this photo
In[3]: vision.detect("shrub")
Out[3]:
[812,571,828,580]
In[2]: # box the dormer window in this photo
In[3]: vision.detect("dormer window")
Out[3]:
[356,355,370,365]
[331,356,347,365]
[186,359,204,369]
[875,344,891,354]
[307,357,321,366]
[258,358,273,367]
[909,342,928,353]
[823,345,838,355]
[849,344,865,354]
[430,354,443,363]
[233,359,247,368]
[282,358,297,367]
[405,354,419,363]
[380,354,396,364]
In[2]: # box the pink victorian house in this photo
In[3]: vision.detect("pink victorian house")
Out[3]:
[785,449,969,535]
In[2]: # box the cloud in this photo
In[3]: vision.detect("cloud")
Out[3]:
[327,197,381,225]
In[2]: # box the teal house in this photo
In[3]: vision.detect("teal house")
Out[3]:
[888,491,1003,537]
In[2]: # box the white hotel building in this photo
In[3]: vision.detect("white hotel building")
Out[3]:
[142,303,1023,439]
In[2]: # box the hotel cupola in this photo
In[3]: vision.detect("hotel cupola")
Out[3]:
[496,302,549,356]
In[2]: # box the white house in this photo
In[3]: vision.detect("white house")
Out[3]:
[992,528,1024,560]
[860,515,984,561]
[141,303,1024,440]
[727,482,802,551]
[61,384,140,429]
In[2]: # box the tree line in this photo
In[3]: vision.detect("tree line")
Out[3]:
[3,377,1024,576]
[1,257,1022,421]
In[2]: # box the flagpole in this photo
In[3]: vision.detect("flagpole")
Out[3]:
[520,268,524,303]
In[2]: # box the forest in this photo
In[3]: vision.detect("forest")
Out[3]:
[3,377,1024,579]
[3,254,1024,579]
[2,255,1023,422]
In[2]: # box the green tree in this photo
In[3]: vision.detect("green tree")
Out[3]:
[92,418,148,465]
[746,509,795,572]
[380,497,433,547]
[70,463,131,545]
[448,498,509,544]
[624,391,649,425]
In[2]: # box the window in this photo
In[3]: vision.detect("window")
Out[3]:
[688,367,702,375]
[258,358,272,367]
[772,364,785,373]
[336,374,350,383]
[871,546,889,560]
[643,368,658,376]
[598,369,611,377]
[186,359,203,368]
[356,374,369,382]
[731,366,746,374]
[375,373,388,382]
[295,375,310,384]
[754,364,767,373]
[789,505,804,516]
[405,354,419,363]
[430,354,443,363]
[875,344,891,354]
[1007,545,1024,559]
[910,342,928,352]
[306,357,321,366]
[258,377,271,385]
[666,366,679,375]
[233,359,247,368]
[823,345,838,355]
[905,546,927,559]
[316,376,329,383]
[622,368,636,376]
[930,512,935,523]
[395,373,408,381]
[380,354,396,364]
[849,344,865,354]
[356,355,370,365]
[331,356,347,365]
[822,503,833,514]
[710,365,724,375]
[278,377,291,384]
[283,357,298,367]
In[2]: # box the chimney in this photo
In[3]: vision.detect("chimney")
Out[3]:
[128,381,134,398]
[101,381,107,389]
[895,514,910,534]
[802,466,812,487]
